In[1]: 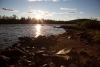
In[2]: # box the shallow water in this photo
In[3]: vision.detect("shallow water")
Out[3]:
[0,24,74,48]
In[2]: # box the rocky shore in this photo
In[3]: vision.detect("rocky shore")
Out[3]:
[0,29,100,67]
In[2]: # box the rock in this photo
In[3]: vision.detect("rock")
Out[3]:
[0,48,3,54]
[0,55,11,67]
[56,47,77,55]
[41,47,46,50]
[77,32,85,35]
[1,49,24,57]
[61,65,66,67]
[69,63,77,67]
[68,35,74,39]
[0,44,3,48]
[79,51,89,57]
[83,60,98,67]
[42,64,49,67]
[56,47,80,62]
[56,48,70,55]
[12,43,20,47]
[20,60,34,66]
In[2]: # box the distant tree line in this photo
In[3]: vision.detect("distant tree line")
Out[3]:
[0,15,81,24]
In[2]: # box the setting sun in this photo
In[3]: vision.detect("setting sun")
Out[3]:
[36,14,41,19]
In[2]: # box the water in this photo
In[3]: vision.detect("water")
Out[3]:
[0,24,74,48]
[0,24,65,48]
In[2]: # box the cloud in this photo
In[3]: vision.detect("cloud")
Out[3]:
[52,12,58,15]
[22,11,35,14]
[60,8,76,10]
[79,12,83,14]
[27,0,43,2]
[63,0,71,1]
[27,0,61,2]
[38,10,53,16]
[52,0,60,2]
[63,0,67,1]
[0,8,19,12]
[65,11,75,14]
[75,17,79,19]
[22,10,54,16]
[58,13,64,14]
[44,12,53,16]
[66,15,72,17]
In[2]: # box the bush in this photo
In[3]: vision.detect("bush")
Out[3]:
[93,31,100,43]
[76,19,100,30]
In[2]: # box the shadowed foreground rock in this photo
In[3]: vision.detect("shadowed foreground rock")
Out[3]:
[0,55,11,67]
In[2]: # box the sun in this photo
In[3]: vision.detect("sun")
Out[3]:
[36,14,41,19]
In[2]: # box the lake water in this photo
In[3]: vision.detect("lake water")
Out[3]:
[0,24,74,49]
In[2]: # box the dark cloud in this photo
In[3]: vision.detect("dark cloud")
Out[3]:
[0,8,19,12]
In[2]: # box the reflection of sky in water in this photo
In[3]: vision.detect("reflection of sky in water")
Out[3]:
[35,24,41,37]
[0,24,68,48]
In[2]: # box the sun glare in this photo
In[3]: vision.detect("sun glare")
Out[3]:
[35,24,41,37]
[36,14,41,19]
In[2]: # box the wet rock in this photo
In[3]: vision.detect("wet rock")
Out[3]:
[1,49,24,57]
[12,43,20,47]
[0,55,11,67]
[18,37,33,42]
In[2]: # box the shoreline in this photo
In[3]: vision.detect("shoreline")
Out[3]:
[0,29,100,67]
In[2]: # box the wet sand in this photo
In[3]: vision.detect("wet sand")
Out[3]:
[0,29,100,67]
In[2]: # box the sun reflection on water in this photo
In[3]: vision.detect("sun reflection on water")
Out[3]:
[35,24,41,37]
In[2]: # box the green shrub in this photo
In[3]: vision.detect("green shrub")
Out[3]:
[93,31,100,43]
[76,20,100,30]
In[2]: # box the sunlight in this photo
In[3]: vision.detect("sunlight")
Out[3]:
[36,14,41,19]
[35,24,41,37]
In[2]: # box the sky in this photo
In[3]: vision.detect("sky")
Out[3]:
[0,0,100,21]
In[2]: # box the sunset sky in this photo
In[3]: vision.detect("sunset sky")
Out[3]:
[0,0,100,21]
